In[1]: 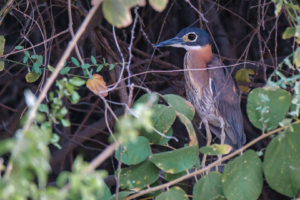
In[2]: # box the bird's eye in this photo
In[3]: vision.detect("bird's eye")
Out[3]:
[188,33,196,41]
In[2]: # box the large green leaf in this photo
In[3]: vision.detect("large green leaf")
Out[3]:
[247,87,291,131]
[141,104,176,144]
[163,94,195,120]
[116,160,159,190]
[97,184,111,200]
[149,146,198,174]
[222,150,263,200]
[115,136,151,165]
[177,113,198,146]
[108,191,133,200]
[155,187,188,200]
[164,171,187,182]
[282,27,296,39]
[263,124,300,197]
[133,93,159,108]
[102,0,132,28]
[193,172,226,200]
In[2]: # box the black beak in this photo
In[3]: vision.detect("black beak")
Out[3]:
[156,37,184,47]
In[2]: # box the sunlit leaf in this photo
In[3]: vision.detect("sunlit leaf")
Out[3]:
[61,119,70,127]
[156,187,188,200]
[102,0,132,28]
[193,172,226,200]
[149,146,198,174]
[69,77,86,86]
[177,112,198,146]
[149,0,168,12]
[140,104,176,144]
[25,72,41,83]
[294,46,300,68]
[115,136,151,165]
[117,160,159,190]
[282,27,296,39]
[247,87,291,131]
[0,60,4,71]
[163,94,195,120]
[133,93,159,108]
[86,74,108,97]
[263,124,300,197]
[235,68,254,93]
[222,150,263,200]
[200,144,232,155]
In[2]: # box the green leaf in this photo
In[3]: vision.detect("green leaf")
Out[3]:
[133,93,159,108]
[97,184,111,200]
[149,0,168,12]
[123,0,145,7]
[70,91,80,104]
[89,69,93,80]
[102,0,132,28]
[23,56,28,63]
[274,0,283,16]
[246,87,291,131]
[71,57,80,67]
[177,113,198,146]
[140,104,176,144]
[109,64,115,70]
[294,46,300,68]
[14,45,23,50]
[149,146,198,174]
[24,50,30,57]
[164,171,187,181]
[51,134,61,149]
[37,55,43,64]
[117,160,159,190]
[33,62,42,74]
[31,54,37,59]
[115,136,151,165]
[235,68,255,93]
[69,76,86,86]
[60,67,70,75]
[108,191,133,200]
[25,72,41,83]
[282,27,296,39]
[0,35,5,56]
[91,55,97,65]
[48,65,55,72]
[163,94,195,120]
[56,171,70,188]
[263,124,300,197]
[156,187,189,200]
[81,63,90,69]
[61,118,70,127]
[38,104,49,113]
[199,144,232,155]
[222,150,263,200]
[0,60,4,71]
[96,64,103,72]
[193,172,226,200]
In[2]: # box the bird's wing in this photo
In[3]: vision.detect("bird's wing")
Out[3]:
[207,55,246,148]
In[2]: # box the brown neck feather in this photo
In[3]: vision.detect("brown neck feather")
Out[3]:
[188,44,213,68]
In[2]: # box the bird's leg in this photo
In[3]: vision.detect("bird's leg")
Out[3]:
[217,126,226,165]
[201,119,212,169]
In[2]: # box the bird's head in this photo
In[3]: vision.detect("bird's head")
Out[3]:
[156,27,212,51]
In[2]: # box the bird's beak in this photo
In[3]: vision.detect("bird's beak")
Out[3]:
[156,37,184,47]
